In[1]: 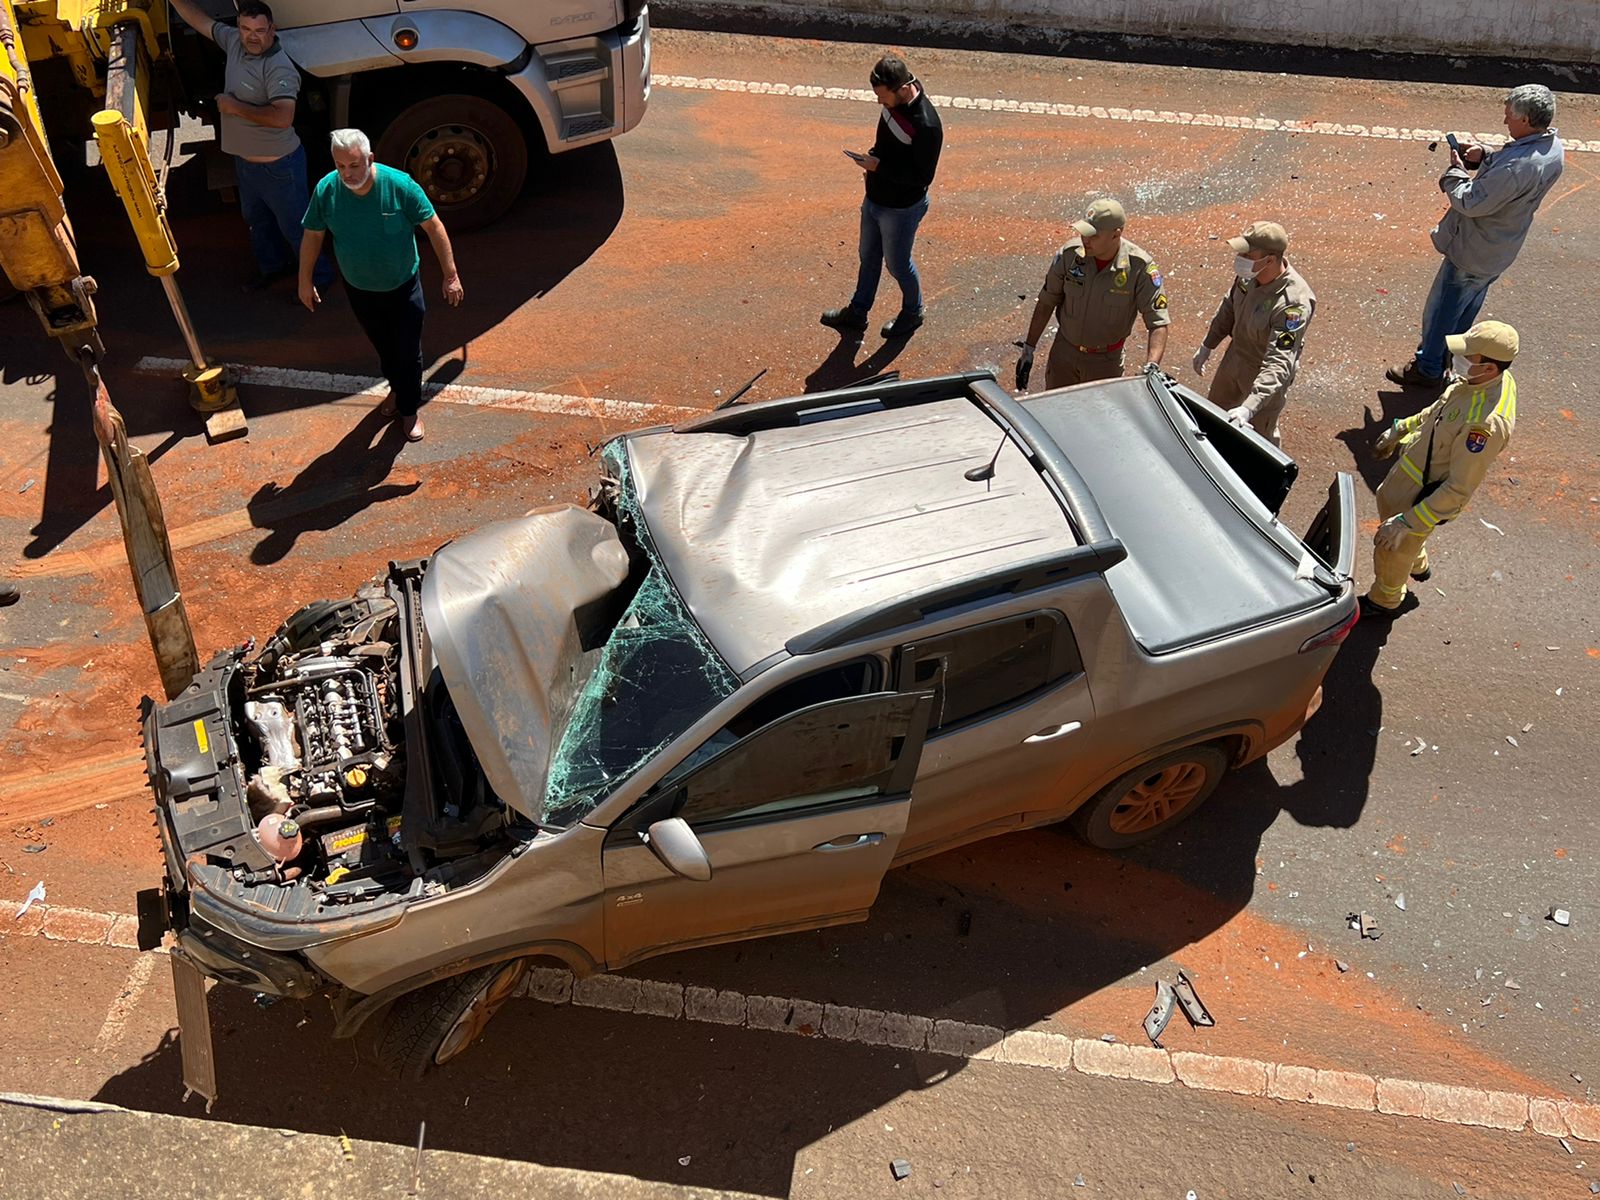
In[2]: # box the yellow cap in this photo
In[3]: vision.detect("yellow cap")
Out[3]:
[1446,320,1518,362]
[1072,198,1126,238]
[1227,221,1289,255]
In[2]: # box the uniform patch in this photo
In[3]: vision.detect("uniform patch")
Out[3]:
[1465,427,1489,453]
[1148,264,1164,288]
[1153,292,1169,309]
[1235,278,1250,294]
[1282,305,1308,332]
[1276,331,1298,350]
[1069,261,1086,282]
[1114,269,1128,287]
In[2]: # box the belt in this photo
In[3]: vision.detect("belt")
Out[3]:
[1073,338,1126,355]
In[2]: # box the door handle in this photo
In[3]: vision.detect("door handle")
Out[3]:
[813,833,884,852]
[1024,721,1082,744]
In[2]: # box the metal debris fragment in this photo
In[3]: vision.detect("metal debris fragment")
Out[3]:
[1144,979,1177,1043]
[890,1158,911,1181]
[1173,971,1215,1028]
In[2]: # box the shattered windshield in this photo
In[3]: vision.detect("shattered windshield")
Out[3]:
[541,441,739,826]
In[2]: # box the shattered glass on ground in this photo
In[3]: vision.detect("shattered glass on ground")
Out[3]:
[541,440,739,826]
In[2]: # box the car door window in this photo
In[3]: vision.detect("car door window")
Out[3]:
[896,611,1082,734]
[620,691,926,833]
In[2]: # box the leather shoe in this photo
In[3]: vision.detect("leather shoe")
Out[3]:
[881,311,924,339]
[1384,361,1445,389]
[820,306,869,332]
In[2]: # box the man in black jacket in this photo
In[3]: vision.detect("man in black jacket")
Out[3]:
[821,55,944,340]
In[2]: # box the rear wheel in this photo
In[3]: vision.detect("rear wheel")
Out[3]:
[1070,744,1230,850]
[373,959,529,1079]
[375,94,529,231]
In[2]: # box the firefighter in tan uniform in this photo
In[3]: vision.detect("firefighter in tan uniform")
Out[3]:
[1015,198,1170,391]
[1192,221,1316,446]
[1360,320,1519,619]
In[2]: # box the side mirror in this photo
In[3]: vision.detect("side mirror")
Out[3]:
[644,818,712,881]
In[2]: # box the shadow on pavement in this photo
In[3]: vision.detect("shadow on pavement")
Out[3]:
[245,406,419,565]
[91,623,1390,1196]
[803,331,909,393]
[1337,388,1443,494]
[3,142,625,560]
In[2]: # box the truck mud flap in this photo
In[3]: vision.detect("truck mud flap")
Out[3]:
[170,952,218,1110]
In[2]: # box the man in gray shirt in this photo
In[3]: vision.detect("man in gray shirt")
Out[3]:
[168,0,331,291]
[1387,84,1564,389]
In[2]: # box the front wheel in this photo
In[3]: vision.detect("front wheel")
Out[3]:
[1070,744,1230,850]
[375,94,530,231]
[373,959,529,1079]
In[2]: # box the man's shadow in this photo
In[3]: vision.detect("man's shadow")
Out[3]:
[803,331,911,393]
[246,406,419,565]
[1337,388,1438,493]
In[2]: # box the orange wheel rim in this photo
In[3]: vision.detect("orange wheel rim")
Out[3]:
[435,960,527,1065]
[1108,762,1208,835]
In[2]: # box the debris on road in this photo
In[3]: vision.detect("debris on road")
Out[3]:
[1479,518,1505,535]
[678,1155,692,1167]
[338,1131,354,1163]
[1504,978,1521,990]
[22,844,46,855]
[1173,971,1215,1028]
[1549,908,1572,927]
[1394,893,1407,912]
[14,881,45,919]
[1561,1138,1575,1155]
[1453,1183,1467,1196]
[18,477,34,493]
[1507,735,1519,747]
[1144,979,1177,1043]
[1409,737,1426,756]
[890,1158,912,1181]
[1074,1174,1087,1188]
[1335,960,1350,973]
[1349,911,1382,940]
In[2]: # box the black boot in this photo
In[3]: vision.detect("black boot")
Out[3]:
[881,310,925,339]
[820,306,869,332]
[0,582,19,607]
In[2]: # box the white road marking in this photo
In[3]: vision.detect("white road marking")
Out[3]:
[657,76,1600,155]
[94,953,158,1054]
[132,358,696,423]
[13,898,1594,1142]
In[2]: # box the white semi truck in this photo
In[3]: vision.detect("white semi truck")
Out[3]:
[195,0,652,227]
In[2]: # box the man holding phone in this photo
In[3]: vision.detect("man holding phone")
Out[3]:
[1386,85,1563,390]
[820,55,944,340]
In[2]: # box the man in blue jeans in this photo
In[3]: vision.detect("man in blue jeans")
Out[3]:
[821,55,944,340]
[168,0,331,293]
[1386,84,1563,390]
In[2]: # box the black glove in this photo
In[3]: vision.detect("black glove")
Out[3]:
[1014,342,1034,392]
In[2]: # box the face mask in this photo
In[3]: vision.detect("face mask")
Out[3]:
[1234,255,1260,280]
[1452,354,1492,384]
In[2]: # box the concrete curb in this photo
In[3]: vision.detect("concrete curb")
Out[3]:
[11,900,1595,1143]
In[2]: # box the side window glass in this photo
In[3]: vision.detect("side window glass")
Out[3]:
[665,693,921,828]
[898,611,1081,733]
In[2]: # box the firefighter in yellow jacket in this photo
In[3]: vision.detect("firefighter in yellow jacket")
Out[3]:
[1361,320,1518,618]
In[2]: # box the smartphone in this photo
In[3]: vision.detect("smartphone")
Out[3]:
[843,149,867,163]
[1445,133,1462,156]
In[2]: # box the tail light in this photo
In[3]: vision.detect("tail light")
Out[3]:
[1300,604,1359,653]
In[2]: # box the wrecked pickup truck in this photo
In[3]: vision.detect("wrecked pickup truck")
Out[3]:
[140,368,1356,1091]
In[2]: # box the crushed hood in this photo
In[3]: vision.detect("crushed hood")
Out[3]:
[421,506,631,820]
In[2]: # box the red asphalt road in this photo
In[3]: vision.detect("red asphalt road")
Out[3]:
[2,28,1598,1197]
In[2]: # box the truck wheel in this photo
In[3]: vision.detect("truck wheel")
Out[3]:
[376,94,528,231]
[1070,744,1230,850]
[374,959,529,1079]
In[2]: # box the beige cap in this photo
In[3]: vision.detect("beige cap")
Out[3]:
[1446,320,1519,362]
[1072,198,1126,238]
[1227,221,1289,255]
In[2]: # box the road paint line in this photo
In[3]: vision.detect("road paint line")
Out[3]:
[656,76,1600,155]
[12,901,1595,1143]
[94,953,157,1054]
[133,358,697,423]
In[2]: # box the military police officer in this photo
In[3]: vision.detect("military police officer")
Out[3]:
[1192,221,1316,446]
[1016,199,1170,391]
[1361,320,1519,619]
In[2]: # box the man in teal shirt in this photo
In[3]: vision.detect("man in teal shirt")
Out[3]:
[300,128,464,442]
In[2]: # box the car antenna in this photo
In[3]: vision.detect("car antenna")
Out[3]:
[965,434,1007,482]
[713,367,767,411]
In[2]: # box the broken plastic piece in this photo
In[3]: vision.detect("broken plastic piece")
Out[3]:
[1335,960,1350,973]
[1394,893,1407,912]
[1173,971,1215,1028]
[891,1159,912,1181]
[1350,911,1382,940]
[1549,908,1572,927]
[14,881,45,920]
[1074,1175,1086,1188]
[1144,979,1177,1043]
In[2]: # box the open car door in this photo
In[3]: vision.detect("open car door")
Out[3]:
[600,691,933,970]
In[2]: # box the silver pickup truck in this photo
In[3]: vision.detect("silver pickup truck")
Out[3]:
[139,368,1356,1090]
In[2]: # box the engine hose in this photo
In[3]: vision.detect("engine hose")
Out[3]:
[287,805,356,830]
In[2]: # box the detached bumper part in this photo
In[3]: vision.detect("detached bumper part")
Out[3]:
[170,951,218,1111]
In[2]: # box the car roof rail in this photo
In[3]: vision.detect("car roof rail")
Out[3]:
[785,539,1127,657]
[670,370,1001,437]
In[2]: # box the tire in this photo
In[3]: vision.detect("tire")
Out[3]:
[1069,744,1230,850]
[375,94,529,231]
[373,959,529,1080]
